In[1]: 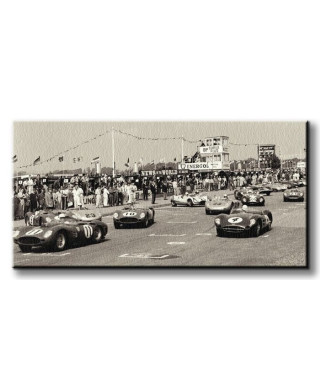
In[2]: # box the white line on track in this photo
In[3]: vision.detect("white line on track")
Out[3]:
[262,235,269,238]
[196,233,212,236]
[149,234,187,237]
[167,221,198,224]
[167,242,185,245]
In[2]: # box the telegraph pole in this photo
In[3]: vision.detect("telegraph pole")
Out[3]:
[112,127,115,177]
[181,135,184,162]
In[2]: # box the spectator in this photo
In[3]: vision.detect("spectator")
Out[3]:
[45,188,54,209]
[29,188,38,212]
[162,180,168,200]
[150,180,157,204]
[103,186,109,207]
[142,179,149,200]
[95,186,102,208]
[172,179,178,195]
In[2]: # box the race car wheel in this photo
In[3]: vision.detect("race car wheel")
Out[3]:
[92,226,103,243]
[187,199,193,207]
[114,221,120,229]
[144,218,150,228]
[300,198,304,202]
[252,221,261,237]
[205,209,210,215]
[283,197,287,202]
[234,191,239,199]
[19,245,32,253]
[216,229,224,237]
[53,231,67,251]
[266,192,271,196]
[171,201,177,207]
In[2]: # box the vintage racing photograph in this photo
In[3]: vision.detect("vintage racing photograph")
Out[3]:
[12,121,308,267]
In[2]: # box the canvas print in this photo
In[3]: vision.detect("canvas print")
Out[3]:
[12,121,308,268]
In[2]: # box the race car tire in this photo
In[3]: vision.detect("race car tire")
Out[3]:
[234,191,240,200]
[283,197,287,202]
[205,209,210,215]
[53,231,67,251]
[216,229,224,237]
[187,199,193,207]
[144,218,150,228]
[171,201,177,207]
[114,221,120,229]
[19,245,32,253]
[266,192,271,196]
[300,198,304,202]
[252,221,261,237]
[92,226,103,243]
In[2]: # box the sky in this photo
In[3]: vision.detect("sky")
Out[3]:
[13,121,307,174]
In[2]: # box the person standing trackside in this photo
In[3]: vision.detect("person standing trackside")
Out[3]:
[150,180,157,204]
[161,180,168,200]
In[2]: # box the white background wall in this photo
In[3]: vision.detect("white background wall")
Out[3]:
[1,1,318,388]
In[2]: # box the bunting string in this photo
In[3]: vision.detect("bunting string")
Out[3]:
[15,126,270,170]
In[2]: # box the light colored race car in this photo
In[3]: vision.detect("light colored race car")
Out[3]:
[113,205,155,228]
[205,195,241,215]
[171,192,208,207]
[268,182,288,192]
[25,209,102,226]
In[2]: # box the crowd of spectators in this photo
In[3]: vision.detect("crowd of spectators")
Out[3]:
[13,169,306,220]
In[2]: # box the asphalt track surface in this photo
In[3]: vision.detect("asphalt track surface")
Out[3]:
[13,188,307,267]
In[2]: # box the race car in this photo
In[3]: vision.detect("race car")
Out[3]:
[214,206,273,237]
[171,192,208,207]
[268,182,288,192]
[250,184,272,196]
[14,213,108,252]
[25,209,102,226]
[240,190,265,206]
[113,205,155,228]
[283,188,304,202]
[205,195,241,215]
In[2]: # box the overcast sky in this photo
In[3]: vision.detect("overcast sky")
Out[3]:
[13,121,307,174]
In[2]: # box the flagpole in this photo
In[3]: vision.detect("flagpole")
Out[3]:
[181,135,184,162]
[112,128,115,178]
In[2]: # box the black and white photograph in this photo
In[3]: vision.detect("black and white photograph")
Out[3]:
[2,1,319,388]
[13,121,307,267]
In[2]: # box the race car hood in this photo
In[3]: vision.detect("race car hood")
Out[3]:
[206,200,231,209]
[218,212,258,227]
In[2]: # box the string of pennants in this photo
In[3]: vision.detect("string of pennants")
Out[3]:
[14,126,264,170]
[14,128,203,169]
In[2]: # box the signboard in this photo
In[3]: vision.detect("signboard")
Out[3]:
[200,146,221,154]
[178,162,230,171]
[258,145,275,161]
[297,162,306,169]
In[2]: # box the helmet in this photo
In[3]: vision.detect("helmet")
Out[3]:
[242,205,248,211]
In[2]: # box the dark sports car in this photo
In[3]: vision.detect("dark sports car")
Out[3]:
[214,207,273,237]
[25,209,102,226]
[250,184,272,196]
[240,190,265,206]
[113,205,155,228]
[205,195,241,215]
[283,189,304,202]
[14,213,108,252]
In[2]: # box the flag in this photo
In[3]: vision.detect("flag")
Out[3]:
[91,156,100,164]
[33,156,40,165]
[150,160,154,165]
[59,156,64,162]
[12,155,17,163]
[139,157,143,164]
[125,158,129,167]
